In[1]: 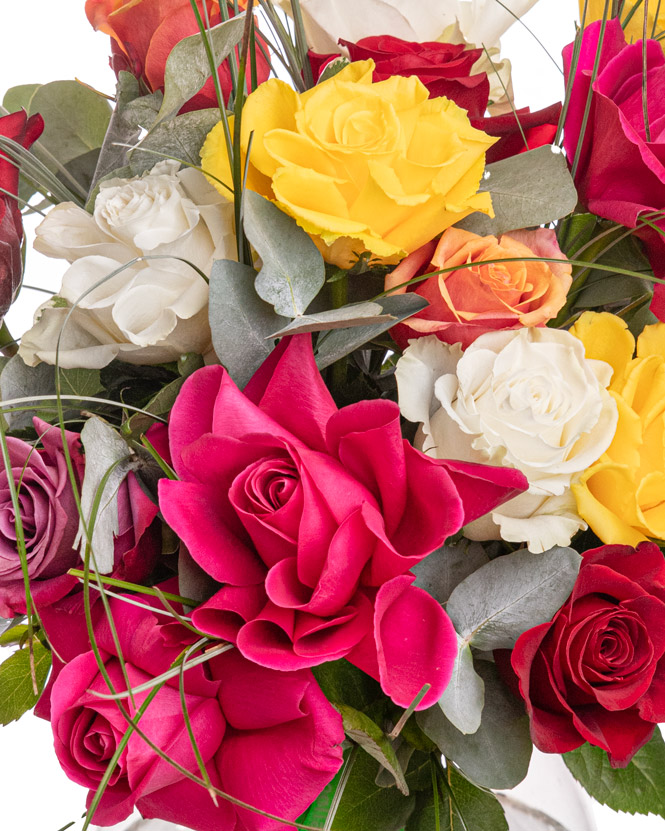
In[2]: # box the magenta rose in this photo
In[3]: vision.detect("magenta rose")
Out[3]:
[0,110,44,321]
[471,103,562,164]
[309,35,490,117]
[562,19,665,315]
[50,593,344,829]
[158,335,526,710]
[512,542,665,767]
[0,418,160,619]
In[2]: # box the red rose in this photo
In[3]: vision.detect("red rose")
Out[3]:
[0,110,43,320]
[562,19,665,317]
[48,592,343,829]
[158,335,526,710]
[85,0,269,111]
[512,542,665,767]
[309,35,490,117]
[471,103,562,164]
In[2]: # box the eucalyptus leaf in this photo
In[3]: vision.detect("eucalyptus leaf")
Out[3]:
[0,640,51,725]
[76,416,136,574]
[58,367,103,399]
[315,294,429,369]
[3,84,40,114]
[129,109,221,176]
[417,662,532,790]
[446,546,581,651]
[331,749,416,831]
[337,705,409,795]
[564,731,665,817]
[459,145,578,237]
[209,259,287,388]
[437,636,485,735]
[0,355,56,430]
[412,540,489,605]
[270,301,390,337]
[157,15,246,123]
[243,191,326,318]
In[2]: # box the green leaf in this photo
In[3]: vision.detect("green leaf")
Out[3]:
[318,57,351,83]
[446,546,581,651]
[406,767,508,831]
[314,294,429,370]
[58,367,103,399]
[312,659,383,712]
[437,635,485,735]
[564,731,665,817]
[0,355,56,430]
[208,260,287,388]
[243,191,326,318]
[3,84,40,113]
[412,540,490,605]
[337,705,409,795]
[126,375,186,436]
[331,749,416,831]
[129,108,221,176]
[0,620,26,645]
[0,640,51,725]
[28,81,112,167]
[417,662,532,790]
[459,145,578,237]
[297,772,340,826]
[271,301,392,337]
[157,15,246,124]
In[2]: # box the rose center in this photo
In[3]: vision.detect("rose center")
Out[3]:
[244,459,299,513]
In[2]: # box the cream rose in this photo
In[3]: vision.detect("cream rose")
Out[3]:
[20,161,235,369]
[396,330,618,552]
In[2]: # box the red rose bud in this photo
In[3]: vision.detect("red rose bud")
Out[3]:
[512,542,665,767]
[85,0,270,110]
[471,102,562,164]
[562,19,665,316]
[0,110,44,319]
[310,35,490,118]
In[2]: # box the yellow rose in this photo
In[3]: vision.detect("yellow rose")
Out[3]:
[580,1,665,47]
[570,311,665,545]
[201,61,496,268]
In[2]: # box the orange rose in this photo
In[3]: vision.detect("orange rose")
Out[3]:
[85,0,268,110]
[384,227,572,350]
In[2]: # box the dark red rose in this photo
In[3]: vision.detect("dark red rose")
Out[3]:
[562,19,665,317]
[471,103,562,164]
[512,542,665,767]
[309,35,490,117]
[0,110,44,320]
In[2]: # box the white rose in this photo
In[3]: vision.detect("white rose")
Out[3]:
[21,162,235,369]
[396,330,618,552]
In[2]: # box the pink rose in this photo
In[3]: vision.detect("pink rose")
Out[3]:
[49,593,344,829]
[159,335,526,709]
[384,227,572,350]
[0,418,160,619]
[562,19,665,315]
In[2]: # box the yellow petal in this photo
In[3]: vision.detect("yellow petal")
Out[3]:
[568,311,635,389]
[573,462,647,546]
[637,321,665,358]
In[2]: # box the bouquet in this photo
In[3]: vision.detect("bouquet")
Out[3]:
[1,1,665,829]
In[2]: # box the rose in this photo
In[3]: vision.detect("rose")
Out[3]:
[562,19,665,313]
[275,0,540,57]
[569,312,665,545]
[396,329,618,552]
[49,593,344,828]
[512,541,665,767]
[309,36,490,117]
[85,0,269,111]
[0,110,44,320]
[581,0,665,53]
[471,103,562,163]
[201,61,496,268]
[384,227,572,350]
[18,161,235,369]
[0,420,160,619]
[158,334,526,709]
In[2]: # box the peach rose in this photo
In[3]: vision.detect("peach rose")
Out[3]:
[384,227,572,350]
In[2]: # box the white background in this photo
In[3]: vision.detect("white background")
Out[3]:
[0,1,663,829]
